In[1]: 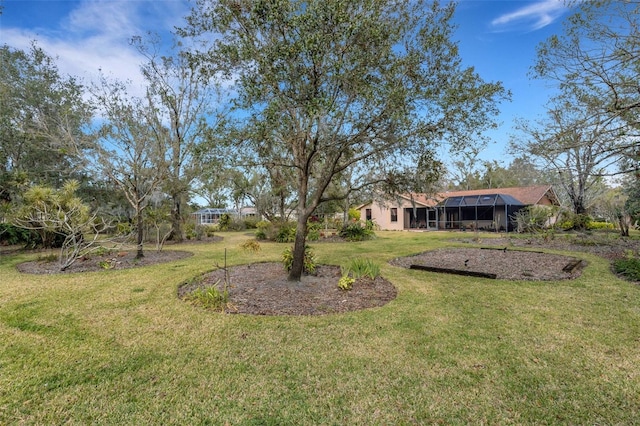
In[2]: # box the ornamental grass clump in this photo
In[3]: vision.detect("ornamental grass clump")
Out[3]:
[342,257,380,279]
[184,281,229,311]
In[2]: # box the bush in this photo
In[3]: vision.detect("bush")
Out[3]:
[348,208,361,221]
[513,206,554,233]
[282,245,317,275]
[586,221,615,230]
[0,223,38,246]
[307,220,322,242]
[243,217,259,229]
[613,257,640,281]
[339,220,375,241]
[275,223,297,243]
[555,211,592,231]
[218,213,232,231]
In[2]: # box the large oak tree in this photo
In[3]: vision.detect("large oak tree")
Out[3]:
[181,0,507,280]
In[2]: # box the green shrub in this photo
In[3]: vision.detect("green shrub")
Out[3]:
[348,208,361,221]
[613,257,640,281]
[226,218,246,231]
[218,213,232,231]
[555,211,592,231]
[255,228,268,240]
[342,257,380,279]
[307,220,322,242]
[275,223,297,243]
[0,223,37,246]
[185,222,197,240]
[255,220,273,240]
[586,221,615,230]
[282,245,317,275]
[243,217,259,229]
[339,220,375,241]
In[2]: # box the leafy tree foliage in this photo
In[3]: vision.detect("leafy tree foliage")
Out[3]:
[0,43,94,202]
[181,0,507,280]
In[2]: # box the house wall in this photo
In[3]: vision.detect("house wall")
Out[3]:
[360,201,407,231]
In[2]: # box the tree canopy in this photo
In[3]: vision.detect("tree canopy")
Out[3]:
[181,0,508,280]
[0,43,94,202]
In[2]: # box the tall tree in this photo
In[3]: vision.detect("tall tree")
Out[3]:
[534,0,640,176]
[0,43,94,202]
[133,35,220,242]
[181,0,507,281]
[92,78,166,259]
[511,95,624,215]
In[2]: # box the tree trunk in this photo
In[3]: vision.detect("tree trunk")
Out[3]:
[170,194,184,242]
[136,204,144,259]
[288,214,309,281]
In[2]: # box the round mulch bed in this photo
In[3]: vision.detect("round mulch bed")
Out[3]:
[389,247,586,281]
[178,262,397,316]
[16,250,193,274]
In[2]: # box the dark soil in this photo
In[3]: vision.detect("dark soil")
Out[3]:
[178,262,397,316]
[390,247,585,281]
[15,250,192,274]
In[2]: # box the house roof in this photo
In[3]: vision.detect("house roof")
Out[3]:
[378,185,559,209]
[437,185,559,206]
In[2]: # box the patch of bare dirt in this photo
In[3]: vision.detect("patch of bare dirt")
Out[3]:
[178,262,397,316]
[16,250,193,274]
[390,247,585,281]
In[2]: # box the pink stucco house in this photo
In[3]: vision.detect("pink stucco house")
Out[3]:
[358,185,560,232]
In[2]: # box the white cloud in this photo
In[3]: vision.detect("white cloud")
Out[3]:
[2,0,188,96]
[491,0,568,32]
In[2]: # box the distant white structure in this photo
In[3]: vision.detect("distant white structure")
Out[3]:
[192,206,259,225]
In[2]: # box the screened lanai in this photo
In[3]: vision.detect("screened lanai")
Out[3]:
[437,193,525,231]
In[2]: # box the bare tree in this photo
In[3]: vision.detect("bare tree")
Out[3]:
[92,78,166,259]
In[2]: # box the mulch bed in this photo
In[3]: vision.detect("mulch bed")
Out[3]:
[178,262,397,316]
[15,250,193,274]
[389,247,586,281]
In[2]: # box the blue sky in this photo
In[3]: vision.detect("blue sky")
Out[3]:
[0,0,574,166]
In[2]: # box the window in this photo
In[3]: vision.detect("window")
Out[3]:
[390,208,398,222]
[365,208,372,221]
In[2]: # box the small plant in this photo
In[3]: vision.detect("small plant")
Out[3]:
[94,246,114,257]
[338,275,355,291]
[282,245,317,274]
[98,259,114,269]
[37,253,58,263]
[240,239,261,253]
[184,281,229,311]
[342,257,380,279]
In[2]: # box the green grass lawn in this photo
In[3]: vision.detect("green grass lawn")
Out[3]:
[1,231,639,424]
